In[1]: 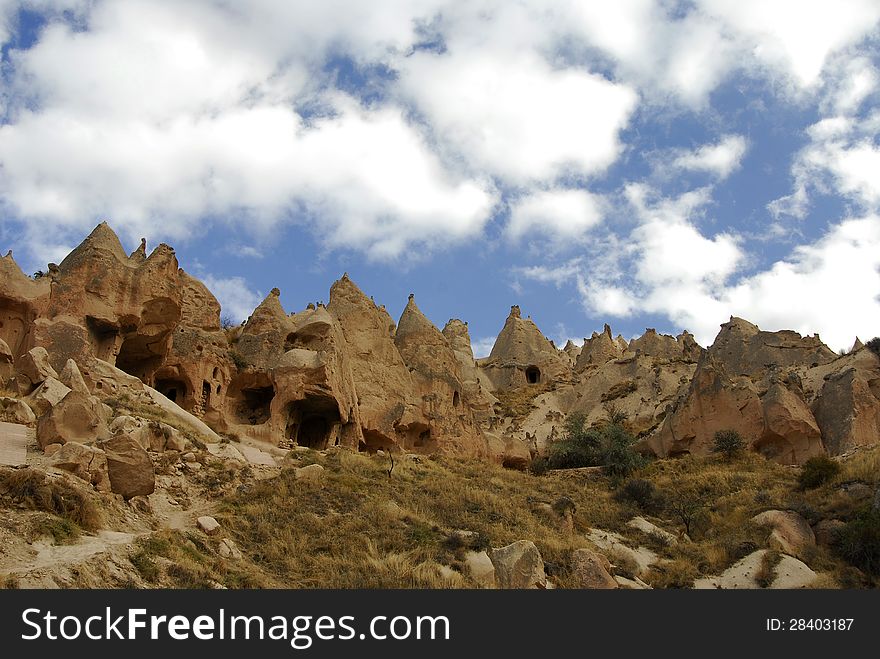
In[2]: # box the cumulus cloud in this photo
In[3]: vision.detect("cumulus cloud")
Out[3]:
[399,49,637,184]
[670,135,748,180]
[722,216,880,350]
[470,336,497,359]
[200,274,263,323]
[507,191,604,243]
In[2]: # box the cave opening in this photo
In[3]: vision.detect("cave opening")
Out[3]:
[286,395,340,449]
[156,378,187,404]
[452,390,460,407]
[235,386,275,425]
[115,334,164,381]
[525,365,541,384]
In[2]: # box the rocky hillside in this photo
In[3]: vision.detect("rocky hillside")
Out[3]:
[1,222,879,589]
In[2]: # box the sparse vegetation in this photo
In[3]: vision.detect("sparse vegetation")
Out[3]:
[229,350,247,370]
[712,429,745,461]
[0,467,100,531]
[220,315,236,330]
[834,506,880,576]
[867,337,880,359]
[616,478,665,514]
[544,409,646,478]
[798,455,841,490]
[755,550,782,588]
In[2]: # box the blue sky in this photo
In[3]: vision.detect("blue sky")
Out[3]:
[1,1,879,355]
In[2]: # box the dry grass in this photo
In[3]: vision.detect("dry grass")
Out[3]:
[208,449,628,588]
[0,467,101,532]
[493,382,552,420]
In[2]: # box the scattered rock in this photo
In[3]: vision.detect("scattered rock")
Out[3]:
[586,528,660,577]
[0,397,36,425]
[294,463,325,482]
[489,540,546,589]
[16,347,58,393]
[128,495,152,514]
[570,548,618,589]
[36,390,110,448]
[464,550,496,588]
[219,538,242,559]
[51,441,110,492]
[627,516,677,545]
[752,510,816,560]
[42,442,63,456]
[198,516,221,535]
[58,359,90,394]
[24,377,71,417]
[813,519,845,547]
[694,550,817,589]
[101,433,155,498]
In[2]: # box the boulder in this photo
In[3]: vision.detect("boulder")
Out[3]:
[464,550,496,588]
[752,510,816,560]
[58,359,90,394]
[0,338,12,387]
[813,519,845,547]
[294,463,325,483]
[570,548,618,589]
[0,397,36,425]
[693,549,817,589]
[219,538,242,559]
[16,347,58,392]
[197,516,221,535]
[36,390,110,448]
[101,433,155,498]
[139,421,186,453]
[627,516,677,545]
[51,441,110,492]
[489,540,547,589]
[24,377,72,417]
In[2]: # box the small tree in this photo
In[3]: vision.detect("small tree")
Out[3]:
[798,455,840,490]
[665,485,710,538]
[712,429,745,461]
[220,315,236,330]
[867,337,880,359]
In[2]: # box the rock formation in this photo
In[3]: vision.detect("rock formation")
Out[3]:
[3,223,880,466]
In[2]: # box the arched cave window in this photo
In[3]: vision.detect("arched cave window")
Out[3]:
[525,365,541,384]
[452,391,461,407]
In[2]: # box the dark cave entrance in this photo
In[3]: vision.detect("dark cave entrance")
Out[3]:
[525,365,541,384]
[286,395,340,449]
[156,378,187,404]
[235,386,275,425]
[115,333,164,381]
[452,390,460,407]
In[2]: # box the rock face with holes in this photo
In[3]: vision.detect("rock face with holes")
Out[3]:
[394,296,486,457]
[477,305,569,392]
[5,222,880,467]
[643,317,847,464]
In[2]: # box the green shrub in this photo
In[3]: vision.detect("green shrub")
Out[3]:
[617,478,664,513]
[798,455,841,490]
[545,413,645,477]
[712,429,745,461]
[834,507,880,576]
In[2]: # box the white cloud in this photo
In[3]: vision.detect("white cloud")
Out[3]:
[697,0,880,88]
[507,191,604,242]
[670,135,748,180]
[721,216,880,351]
[399,48,637,184]
[471,336,497,359]
[514,259,585,287]
[200,274,263,323]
